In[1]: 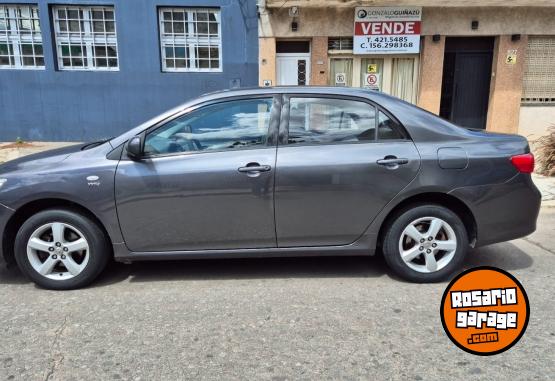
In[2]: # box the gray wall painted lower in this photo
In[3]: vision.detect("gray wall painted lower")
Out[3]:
[0,0,259,141]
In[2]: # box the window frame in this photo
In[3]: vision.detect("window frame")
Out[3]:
[521,36,555,105]
[158,7,222,73]
[51,5,119,71]
[133,95,282,160]
[280,94,410,148]
[0,4,44,70]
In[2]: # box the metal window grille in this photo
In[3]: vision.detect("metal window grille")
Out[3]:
[522,37,555,104]
[328,37,353,51]
[52,5,118,71]
[0,5,44,69]
[159,8,221,72]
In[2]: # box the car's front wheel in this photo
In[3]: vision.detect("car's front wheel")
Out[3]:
[382,204,468,283]
[14,209,110,290]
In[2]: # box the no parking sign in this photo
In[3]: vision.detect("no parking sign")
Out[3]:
[364,73,380,91]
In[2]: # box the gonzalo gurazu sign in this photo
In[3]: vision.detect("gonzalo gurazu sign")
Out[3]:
[354,7,422,55]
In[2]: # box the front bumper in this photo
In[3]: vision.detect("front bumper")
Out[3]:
[450,173,542,247]
[0,202,15,267]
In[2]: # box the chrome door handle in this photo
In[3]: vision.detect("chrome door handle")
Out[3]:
[238,164,271,173]
[377,158,409,166]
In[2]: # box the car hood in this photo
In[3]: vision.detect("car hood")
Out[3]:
[0,143,84,174]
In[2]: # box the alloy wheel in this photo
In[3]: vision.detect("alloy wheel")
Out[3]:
[26,222,90,280]
[398,216,458,273]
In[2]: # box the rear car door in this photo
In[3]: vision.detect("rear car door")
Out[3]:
[115,96,280,252]
[274,95,420,247]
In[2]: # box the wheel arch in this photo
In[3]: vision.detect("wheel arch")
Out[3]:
[376,192,477,250]
[2,198,112,265]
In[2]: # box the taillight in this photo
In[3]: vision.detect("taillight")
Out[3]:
[510,153,534,173]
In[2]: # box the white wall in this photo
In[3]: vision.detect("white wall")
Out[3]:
[519,106,555,141]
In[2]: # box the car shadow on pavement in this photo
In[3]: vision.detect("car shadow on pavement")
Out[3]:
[0,241,533,288]
[95,241,533,287]
[95,254,393,286]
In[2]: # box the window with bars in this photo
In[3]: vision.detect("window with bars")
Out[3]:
[328,37,353,51]
[522,37,555,104]
[159,7,221,72]
[52,5,118,71]
[0,5,44,69]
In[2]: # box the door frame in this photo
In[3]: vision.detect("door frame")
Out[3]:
[439,37,495,129]
[276,52,311,86]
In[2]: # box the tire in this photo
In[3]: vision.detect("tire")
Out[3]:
[14,209,110,290]
[382,204,468,283]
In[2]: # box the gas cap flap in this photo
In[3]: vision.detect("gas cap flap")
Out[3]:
[437,147,468,170]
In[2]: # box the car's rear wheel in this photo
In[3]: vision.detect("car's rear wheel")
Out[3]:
[14,209,110,290]
[382,204,468,283]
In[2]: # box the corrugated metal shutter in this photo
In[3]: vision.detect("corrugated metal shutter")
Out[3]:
[522,37,555,104]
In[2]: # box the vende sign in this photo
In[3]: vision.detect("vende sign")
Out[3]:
[354,7,422,55]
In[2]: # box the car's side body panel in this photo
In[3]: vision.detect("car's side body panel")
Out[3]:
[115,147,278,251]
[0,143,125,247]
[274,142,420,247]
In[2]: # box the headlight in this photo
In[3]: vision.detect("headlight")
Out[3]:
[0,179,6,188]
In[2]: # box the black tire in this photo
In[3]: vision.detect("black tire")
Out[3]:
[14,209,110,290]
[382,204,468,283]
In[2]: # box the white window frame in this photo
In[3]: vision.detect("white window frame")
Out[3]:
[52,5,119,71]
[0,4,44,70]
[158,7,222,73]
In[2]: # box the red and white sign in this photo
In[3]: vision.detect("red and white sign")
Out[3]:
[354,7,422,55]
[364,73,380,90]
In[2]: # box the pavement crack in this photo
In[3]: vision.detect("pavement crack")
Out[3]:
[523,237,555,255]
[44,315,69,381]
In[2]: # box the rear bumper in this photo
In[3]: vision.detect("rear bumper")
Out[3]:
[449,173,541,247]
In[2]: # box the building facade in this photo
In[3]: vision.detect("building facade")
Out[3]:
[258,0,555,139]
[0,0,259,141]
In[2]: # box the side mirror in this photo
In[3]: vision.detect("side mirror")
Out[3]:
[126,135,144,160]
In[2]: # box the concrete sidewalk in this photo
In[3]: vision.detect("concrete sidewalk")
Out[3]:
[0,141,76,163]
[1,141,555,206]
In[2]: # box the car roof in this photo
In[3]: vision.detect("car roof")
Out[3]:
[201,86,377,98]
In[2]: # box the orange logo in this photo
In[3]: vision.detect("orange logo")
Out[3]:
[440,267,529,355]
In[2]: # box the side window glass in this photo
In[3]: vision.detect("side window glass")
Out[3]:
[144,98,273,155]
[288,98,376,145]
[377,111,404,140]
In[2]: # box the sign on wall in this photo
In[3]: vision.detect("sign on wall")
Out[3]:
[506,49,518,65]
[364,73,380,91]
[335,72,347,86]
[354,7,422,55]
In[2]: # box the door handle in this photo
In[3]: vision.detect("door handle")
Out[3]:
[377,157,409,168]
[238,164,272,173]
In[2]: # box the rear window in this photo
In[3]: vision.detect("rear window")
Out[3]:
[288,97,376,145]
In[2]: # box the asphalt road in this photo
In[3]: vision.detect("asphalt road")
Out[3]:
[0,209,554,381]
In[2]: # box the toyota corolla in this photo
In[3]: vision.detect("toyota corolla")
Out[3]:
[0,87,541,289]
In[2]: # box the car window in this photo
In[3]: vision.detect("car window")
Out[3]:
[144,98,274,155]
[287,97,376,145]
[377,111,404,140]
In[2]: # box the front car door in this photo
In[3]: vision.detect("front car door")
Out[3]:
[115,96,281,252]
[274,95,420,247]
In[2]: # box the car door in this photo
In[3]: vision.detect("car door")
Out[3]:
[115,96,281,252]
[274,95,420,247]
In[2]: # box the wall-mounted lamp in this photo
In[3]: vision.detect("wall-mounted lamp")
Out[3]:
[291,20,298,32]
[432,34,441,42]
[471,20,479,30]
[511,34,521,42]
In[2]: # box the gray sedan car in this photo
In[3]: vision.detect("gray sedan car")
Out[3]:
[0,87,541,289]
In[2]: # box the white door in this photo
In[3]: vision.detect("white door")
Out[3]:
[276,53,311,86]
